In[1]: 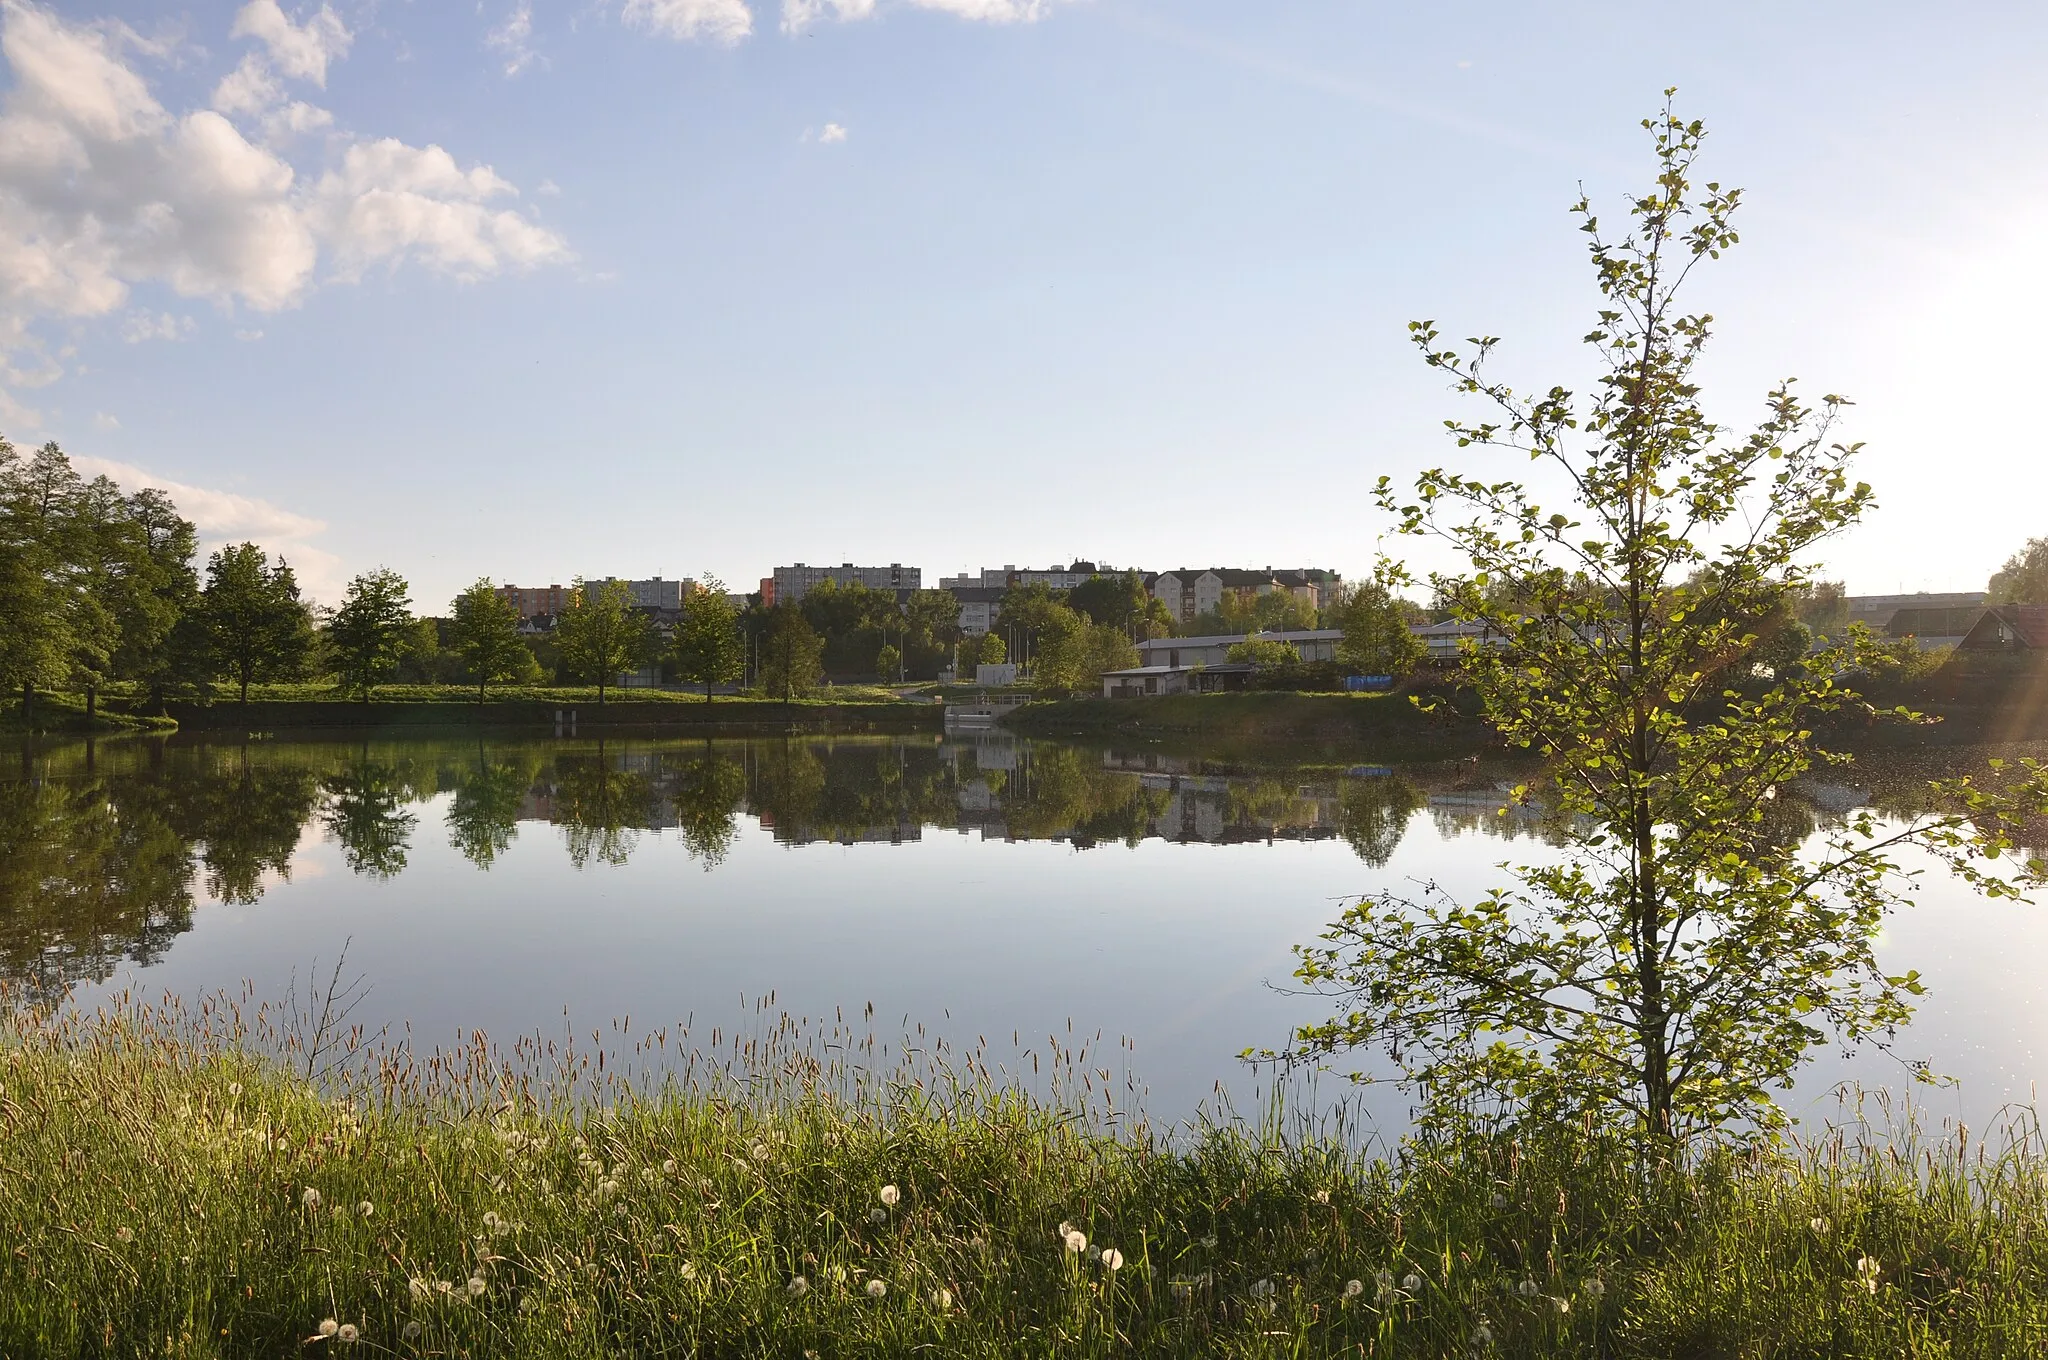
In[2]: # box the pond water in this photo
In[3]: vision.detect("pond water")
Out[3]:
[7,731,2047,1134]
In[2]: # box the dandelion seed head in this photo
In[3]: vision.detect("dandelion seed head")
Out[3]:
[1057,1220,1074,1238]
[402,1321,422,1341]
[468,1276,487,1297]
[1313,1188,1331,1204]
[302,1187,322,1209]
[1489,1192,1509,1210]
[750,1142,770,1161]
[337,1323,359,1343]
[1200,1235,1217,1250]
[869,1207,888,1224]
[879,1184,900,1206]
[866,1278,887,1299]
[1518,1278,1539,1297]
[1101,1248,1123,1270]
[1584,1277,1605,1299]
[681,1261,697,1280]
[1403,1272,1421,1292]
[1551,1295,1570,1314]
[1343,1278,1364,1298]
[114,1226,133,1243]
[1087,1243,1101,1261]
[356,1201,373,1219]
[1064,1230,1087,1254]
[787,1275,809,1297]
[932,1287,952,1310]
[228,1083,242,1096]
[1472,1320,1495,1346]
[408,1278,431,1301]
[1249,1277,1276,1298]
[1171,1280,1192,1300]
[1810,1216,1829,1234]
[318,1319,339,1337]
[662,1159,677,1175]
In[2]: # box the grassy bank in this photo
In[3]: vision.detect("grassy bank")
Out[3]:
[0,691,177,736]
[1006,690,1493,761]
[6,1001,2048,1357]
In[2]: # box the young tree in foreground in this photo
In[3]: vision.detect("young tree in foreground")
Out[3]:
[1333,566,1424,677]
[198,544,315,704]
[449,580,529,701]
[671,578,744,702]
[757,605,824,703]
[1225,636,1299,670]
[327,568,414,701]
[554,579,653,705]
[1286,99,2048,1143]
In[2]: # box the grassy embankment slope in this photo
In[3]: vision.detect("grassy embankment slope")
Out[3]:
[2,683,943,736]
[1011,654,2048,756]
[1006,689,1492,761]
[5,999,2047,1358]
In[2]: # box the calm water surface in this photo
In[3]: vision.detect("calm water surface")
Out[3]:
[8,731,2046,1132]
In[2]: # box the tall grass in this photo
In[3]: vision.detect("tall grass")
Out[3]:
[5,988,2048,1357]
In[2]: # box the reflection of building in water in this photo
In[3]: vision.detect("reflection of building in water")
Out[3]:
[1426,785,1550,841]
[756,810,922,846]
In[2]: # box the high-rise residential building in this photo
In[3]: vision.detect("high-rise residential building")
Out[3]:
[771,562,921,603]
[497,577,692,619]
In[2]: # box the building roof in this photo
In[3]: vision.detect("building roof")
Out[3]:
[1962,604,2048,649]
[1137,630,1342,650]
[1101,662,1259,677]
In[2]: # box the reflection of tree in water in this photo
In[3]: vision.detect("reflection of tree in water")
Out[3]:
[1337,776,1424,867]
[319,757,419,879]
[1003,745,1162,847]
[177,756,322,903]
[446,748,539,869]
[744,739,959,845]
[668,749,747,869]
[553,747,660,868]
[0,774,194,1001]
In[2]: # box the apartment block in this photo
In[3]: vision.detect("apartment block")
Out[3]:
[771,562,922,603]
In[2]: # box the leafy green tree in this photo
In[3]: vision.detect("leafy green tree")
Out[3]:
[326,569,414,701]
[198,544,316,704]
[1989,537,2048,605]
[1225,636,1300,669]
[1288,100,2048,1142]
[555,578,654,704]
[0,441,82,722]
[976,632,1006,667]
[1034,606,1138,692]
[757,605,824,702]
[1790,579,1848,637]
[111,488,200,711]
[671,577,744,701]
[902,589,964,679]
[449,579,530,701]
[875,643,903,682]
[1068,571,1150,632]
[1334,566,1425,677]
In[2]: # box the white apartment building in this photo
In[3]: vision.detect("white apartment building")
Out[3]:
[772,562,922,604]
[1150,569,1338,624]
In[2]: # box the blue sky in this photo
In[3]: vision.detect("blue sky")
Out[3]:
[8,0,2046,606]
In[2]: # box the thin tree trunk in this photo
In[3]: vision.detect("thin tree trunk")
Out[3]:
[85,686,96,722]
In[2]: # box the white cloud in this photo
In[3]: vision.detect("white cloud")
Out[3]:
[535,177,561,196]
[0,2,571,409]
[781,0,873,32]
[818,122,847,143]
[622,0,754,45]
[69,453,345,599]
[119,309,195,342]
[228,0,351,86]
[781,0,1066,30]
[486,2,540,77]
[90,409,116,429]
[234,327,264,341]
